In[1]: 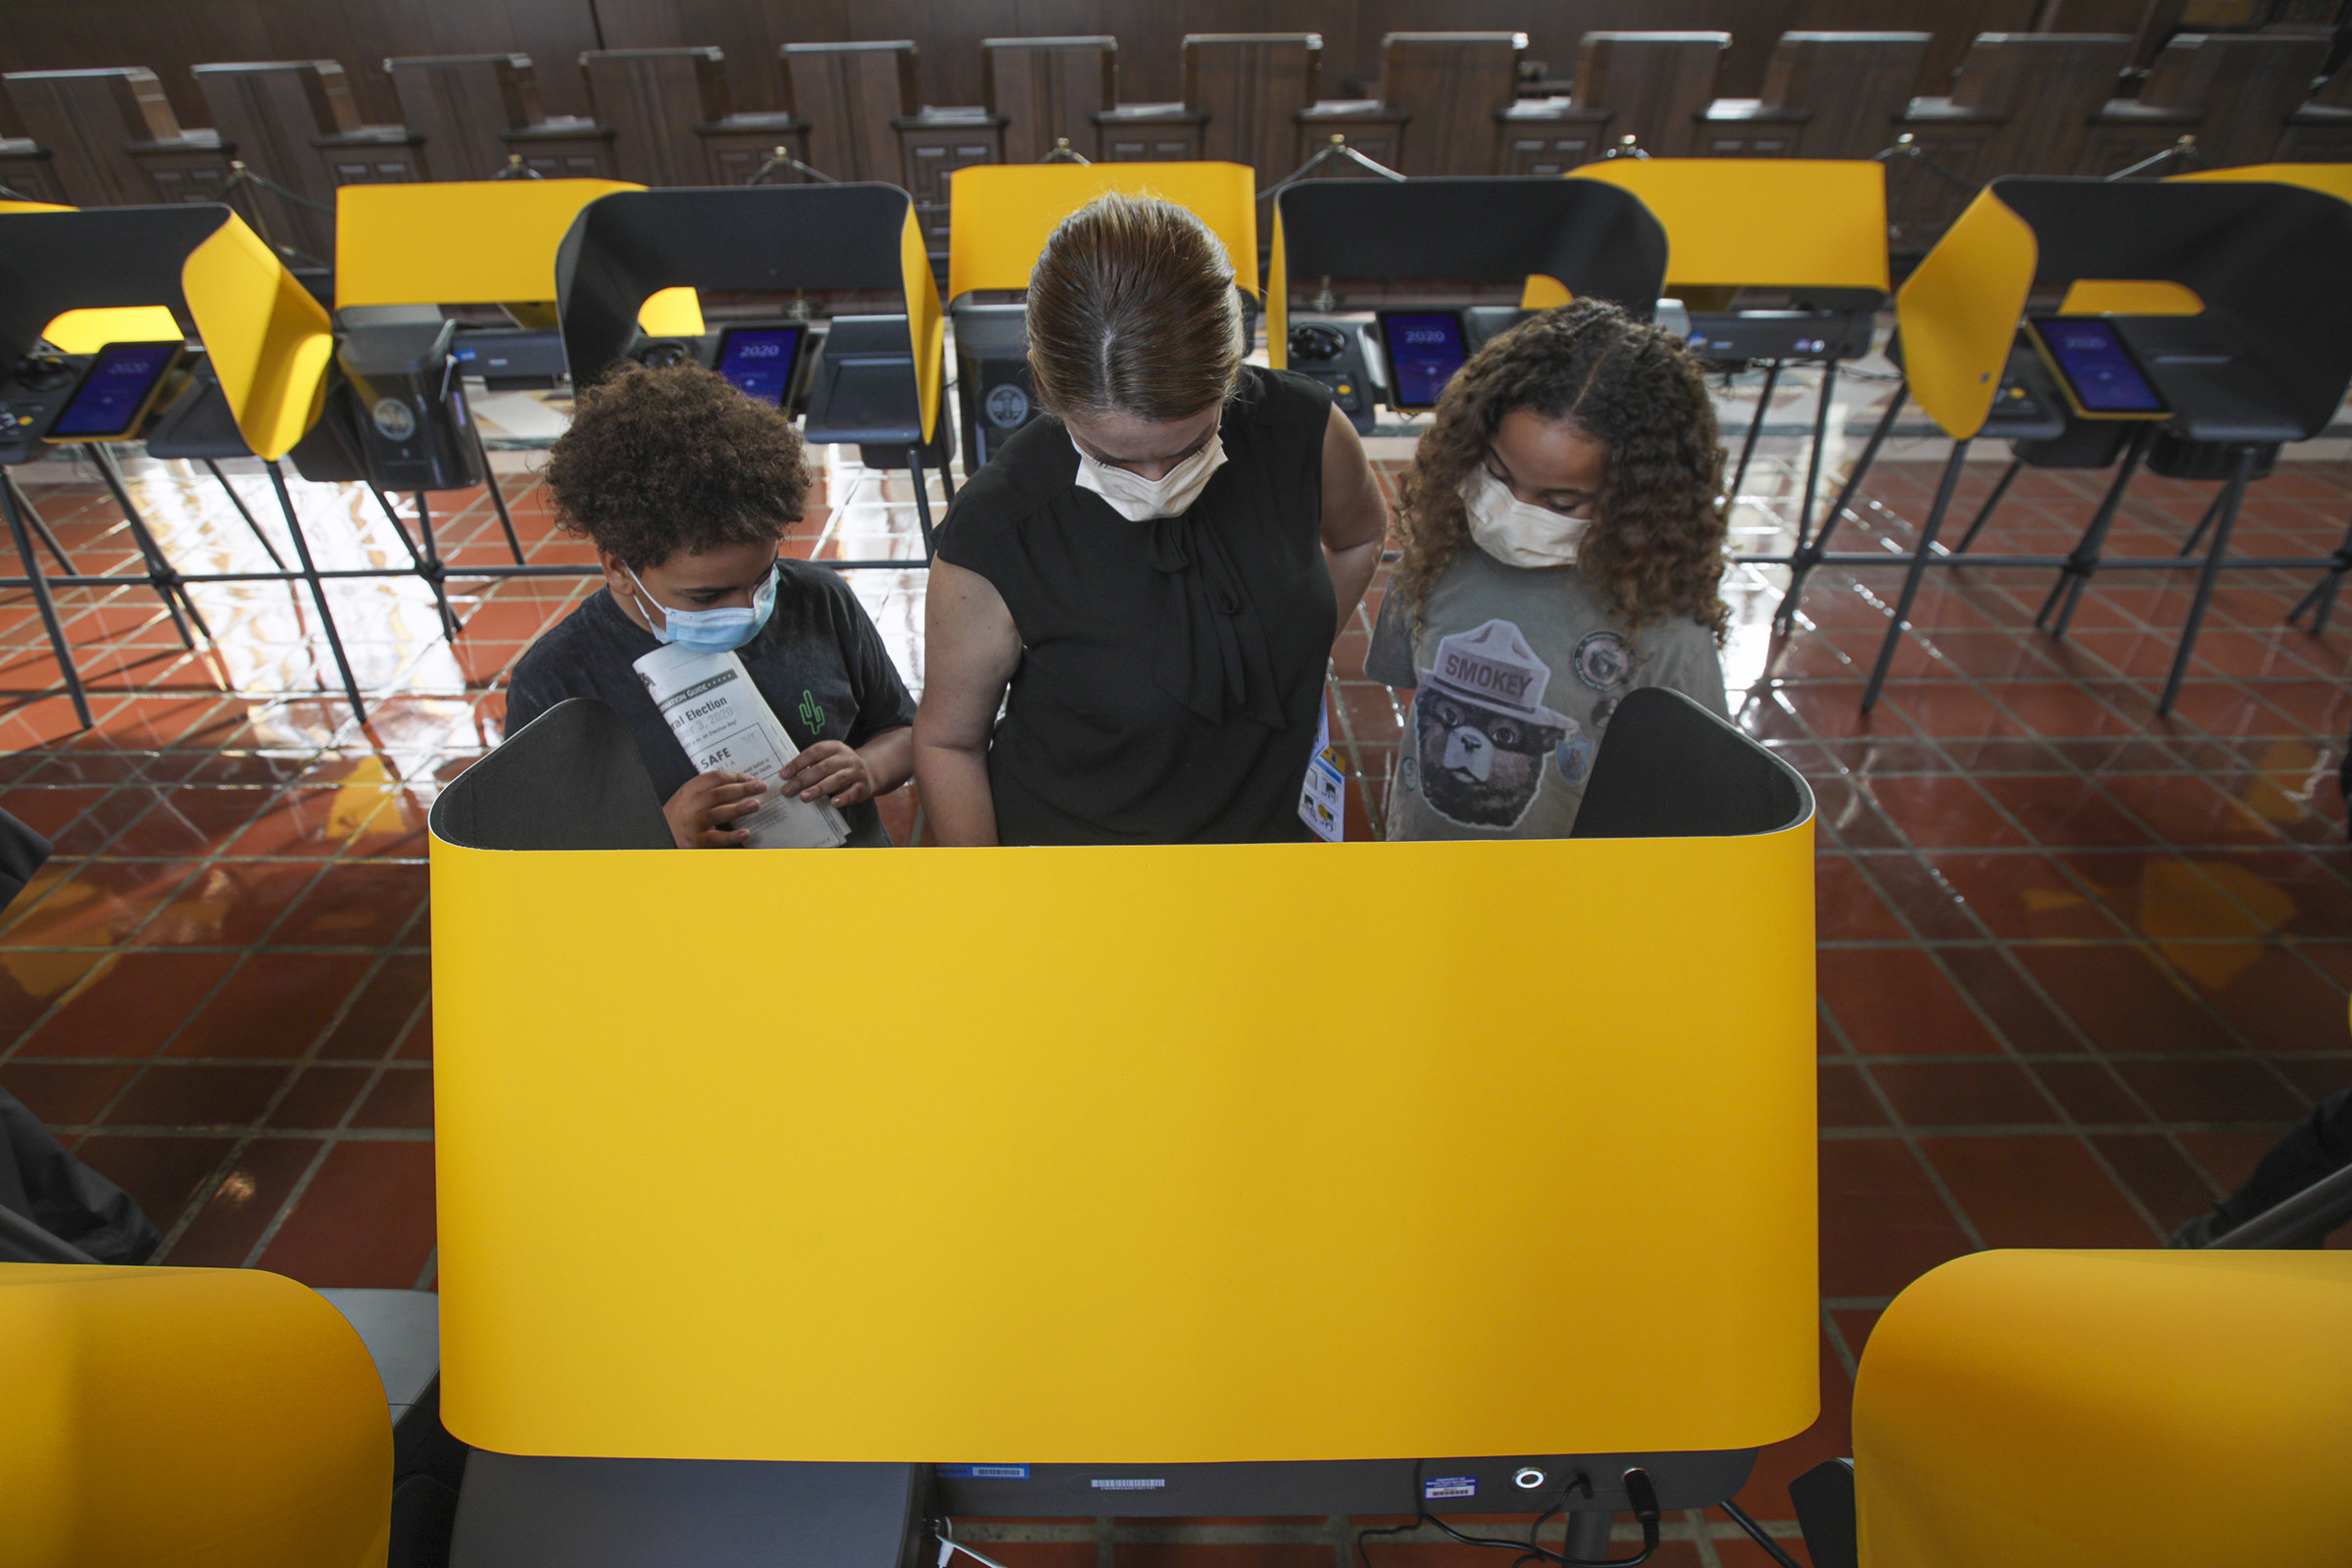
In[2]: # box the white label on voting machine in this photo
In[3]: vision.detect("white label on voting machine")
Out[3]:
[632,643,850,850]
[1298,696,1345,843]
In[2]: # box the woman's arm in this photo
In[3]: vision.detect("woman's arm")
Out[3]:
[913,561,1023,847]
[1317,403,1389,637]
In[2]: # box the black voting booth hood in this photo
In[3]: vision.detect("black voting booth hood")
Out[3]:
[1988,175,2352,445]
[553,184,921,388]
[433,687,1810,855]
[1273,178,1670,314]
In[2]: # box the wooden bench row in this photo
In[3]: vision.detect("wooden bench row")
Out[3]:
[3,28,2346,267]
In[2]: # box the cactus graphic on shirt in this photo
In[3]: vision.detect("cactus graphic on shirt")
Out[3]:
[798,690,824,732]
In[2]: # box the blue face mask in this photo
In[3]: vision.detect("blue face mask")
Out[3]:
[627,563,778,655]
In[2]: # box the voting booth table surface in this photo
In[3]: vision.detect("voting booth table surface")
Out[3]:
[1773,172,2352,717]
[419,688,1816,1562]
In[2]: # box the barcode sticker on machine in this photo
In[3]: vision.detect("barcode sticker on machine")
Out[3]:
[1423,1477,1478,1500]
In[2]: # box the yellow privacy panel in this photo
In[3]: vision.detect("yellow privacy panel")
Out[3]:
[431,831,1817,1463]
[0,1263,390,1568]
[1855,1250,2352,1568]
[2057,279,2202,316]
[904,205,945,443]
[1570,160,1888,292]
[1895,187,2037,440]
[947,161,1258,302]
[2173,162,2352,204]
[636,284,705,336]
[42,305,183,352]
[336,177,703,334]
[181,212,334,460]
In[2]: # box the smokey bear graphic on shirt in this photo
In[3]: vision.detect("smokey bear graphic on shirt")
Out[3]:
[1365,549,1728,841]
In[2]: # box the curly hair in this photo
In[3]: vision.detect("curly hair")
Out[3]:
[1395,299,1728,643]
[542,362,810,569]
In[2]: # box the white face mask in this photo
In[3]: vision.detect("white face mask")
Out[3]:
[1071,430,1229,521]
[1463,466,1592,569]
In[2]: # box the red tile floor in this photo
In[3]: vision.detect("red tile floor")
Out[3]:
[2,401,2349,1565]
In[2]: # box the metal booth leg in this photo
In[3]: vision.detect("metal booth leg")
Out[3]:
[412,491,461,640]
[199,459,288,570]
[2158,444,2255,717]
[2035,424,2151,640]
[85,444,208,647]
[906,450,938,561]
[6,474,75,574]
[1728,360,1783,507]
[1861,436,1973,711]
[466,415,528,564]
[264,460,368,723]
[2177,485,2228,560]
[1773,384,1906,635]
[1791,360,1838,552]
[0,467,94,729]
[1951,456,2022,557]
[2285,505,2352,636]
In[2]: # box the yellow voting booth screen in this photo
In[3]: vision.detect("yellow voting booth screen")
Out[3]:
[429,698,1818,1464]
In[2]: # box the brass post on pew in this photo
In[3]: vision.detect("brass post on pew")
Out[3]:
[1259,134,1403,206]
[2105,134,2200,181]
[1872,132,1980,194]
[493,152,539,180]
[1041,136,1090,165]
[1601,132,1648,161]
[745,144,840,187]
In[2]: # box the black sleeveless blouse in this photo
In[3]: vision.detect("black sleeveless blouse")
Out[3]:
[934,366,1337,845]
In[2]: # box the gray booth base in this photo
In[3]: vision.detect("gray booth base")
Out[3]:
[317,1286,440,1419]
[451,1456,929,1568]
[936,1450,1755,1517]
[444,1448,1752,1567]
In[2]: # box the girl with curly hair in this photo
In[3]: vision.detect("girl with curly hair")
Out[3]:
[1366,300,1730,839]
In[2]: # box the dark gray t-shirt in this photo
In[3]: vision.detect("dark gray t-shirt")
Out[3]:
[1366,548,1727,840]
[505,562,917,848]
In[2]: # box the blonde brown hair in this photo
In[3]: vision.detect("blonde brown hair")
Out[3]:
[1025,192,1245,420]
[1396,300,1729,642]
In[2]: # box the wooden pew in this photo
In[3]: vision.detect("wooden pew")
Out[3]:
[2,67,236,206]
[192,61,417,264]
[1703,31,1930,161]
[1184,33,1319,191]
[782,40,998,255]
[780,41,921,185]
[1376,31,1525,176]
[579,46,807,188]
[2079,31,2333,173]
[1888,33,2132,250]
[1571,32,1729,161]
[0,137,65,203]
[2278,54,2352,161]
[385,53,612,181]
[983,35,1116,163]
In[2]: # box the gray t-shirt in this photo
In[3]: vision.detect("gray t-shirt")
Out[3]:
[1365,549,1728,840]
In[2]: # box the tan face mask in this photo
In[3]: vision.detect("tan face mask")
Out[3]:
[1463,467,1592,569]
[1072,431,1229,521]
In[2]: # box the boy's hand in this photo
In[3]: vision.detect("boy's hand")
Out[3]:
[778,740,874,806]
[664,770,766,849]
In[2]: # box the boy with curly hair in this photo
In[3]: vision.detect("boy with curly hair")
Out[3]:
[505,362,915,848]
[1368,300,1730,839]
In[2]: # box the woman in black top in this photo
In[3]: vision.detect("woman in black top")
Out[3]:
[917,194,1388,845]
